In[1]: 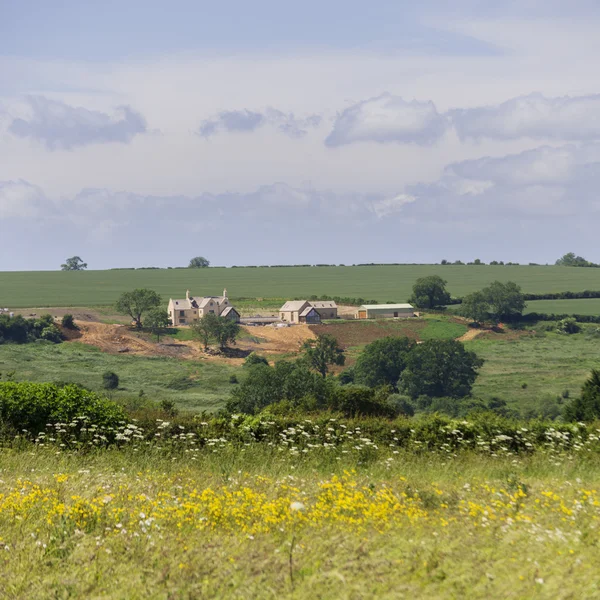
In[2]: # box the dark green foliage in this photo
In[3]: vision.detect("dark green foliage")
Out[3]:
[301,334,345,377]
[229,374,239,384]
[353,336,416,388]
[244,353,269,368]
[0,314,62,345]
[0,381,125,435]
[399,339,484,399]
[555,252,597,268]
[338,367,355,385]
[102,371,119,390]
[408,275,451,309]
[188,256,210,268]
[61,314,77,329]
[564,370,600,421]
[329,385,396,418]
[192,314,239,350]
[60,256,87,271]
[159,399,179,416]
[459,291,489,324]
[115,288,162,329]
[459,281,526,323]
[556,318,581,334]
[387,394,415,416]
[144,308,171,341]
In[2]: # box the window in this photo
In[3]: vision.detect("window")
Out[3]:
[209,310,214,314]
[394,312,398,318]
[179,310,185,317]
[180,319,186,324]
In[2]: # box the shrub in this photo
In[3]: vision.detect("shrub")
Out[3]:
[0,381,126,435]
[330,385,396,418]
[102,371,119,390]
[387,394,415,417]
[244,353,269,368]
[229,374,239,384]
[556,318,581,335]
[61,314,77,329]
[159,399,179,417]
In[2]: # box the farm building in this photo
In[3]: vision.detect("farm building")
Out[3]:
[168,289,238,325]
[356,303,414,319]
[279,300,338,323]
[299,306,322,324]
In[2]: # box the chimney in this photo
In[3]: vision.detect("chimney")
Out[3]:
[223,288,228,298]
[186,289,190,300]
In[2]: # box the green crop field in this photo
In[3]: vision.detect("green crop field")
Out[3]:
[1,265,600,308]
[524,298,600,316]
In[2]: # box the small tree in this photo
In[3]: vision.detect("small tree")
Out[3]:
[102,371,119,390]
[244,352,269,367]
[564,370,600,421]
[483,281,526,322]
[556,318,580,335]
[115,289,162,329]
[61,256,87,271]
[301,334,345,378]
[408,275,451,309]
[214,317,240,350]
[191,313,219,350]
[459,291,489,324]
[61,314,77,329]
[188,256,210,268]
[353,336,416,388]
[145,308,171,341]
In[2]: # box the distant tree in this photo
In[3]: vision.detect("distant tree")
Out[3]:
[556,318,580,335]
[191,313,220,350]
[214,317,240,350]
[564,370,600,421]
[102,371,119,390]
[301,334,345,378]
[188,256,210,268]
[409,275,451,309]
[483,281,526,322]
[61,256,87,271]
[144,308,171,342]
[353,336,416,388]
[459,291,489,324]
[115,289,162,329]
[472,258,483,265]
[399,339,484,399]
[61,314,77,330]
[555,252,591,267]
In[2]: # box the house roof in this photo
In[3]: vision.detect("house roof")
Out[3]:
[171,298,192,309]
[300,306,318,317]
[360,304,414,310]
[221,306,239,317]
[170,294,227,310]
[280,300,309,312]
[311,301,337,309]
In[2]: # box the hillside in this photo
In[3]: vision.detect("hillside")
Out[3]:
[2,264,599,308]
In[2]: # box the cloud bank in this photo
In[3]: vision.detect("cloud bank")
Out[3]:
[8,96,147,150]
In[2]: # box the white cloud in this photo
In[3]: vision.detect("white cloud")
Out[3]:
[7,96,147,150]
[450,93,600,141]
[0,179,52,219]
[198,108,321,139]
[325,93,447,147]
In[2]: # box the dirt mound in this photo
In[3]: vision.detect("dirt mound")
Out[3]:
[309,321,426,349]
[237,324,315,355]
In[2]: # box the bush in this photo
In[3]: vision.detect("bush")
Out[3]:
[244,353,269,368]
[102,371,120,390]
[330,385,396,418]
[61,314,77,329]
[387,394,415,417]
[556,318,581,334]
[159,399,179,417]
[0,381,126,435]
[229,374,239,384]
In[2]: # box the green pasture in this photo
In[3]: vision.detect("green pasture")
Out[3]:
[524,298,600,316]
[2,265,600,308]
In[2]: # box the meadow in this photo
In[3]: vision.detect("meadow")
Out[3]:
[2,264,600,308]
[524,298,600,316]
[1,439,600,599]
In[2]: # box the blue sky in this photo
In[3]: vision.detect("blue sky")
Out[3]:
[1,1,600,269]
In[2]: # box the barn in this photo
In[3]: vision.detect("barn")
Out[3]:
[356,303,414,319]
[299,306,322,324]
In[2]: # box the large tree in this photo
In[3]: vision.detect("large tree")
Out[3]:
[191,314,239,350]
[191,313,220,349]
[61,256,87,271]
[353,336,416,388]
[115,289,162,329]
[144,308,171,342]
[459,290,489,324]
[399,339,484,399]
[408,275,451,309]
[483,280,526,322]
[301,334,345,378]
[188,256,210,268]
[555,252,591,267]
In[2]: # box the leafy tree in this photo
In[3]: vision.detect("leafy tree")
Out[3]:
[145,308,171,341]
[188,256,210,268]
[408,275,451,309]
[214,317,240,350]
[564,370,600,421]
[61,256,87,271]
[301,334,345,378]
[483,281,526,322]
[555,252,591,267]
[115,289,162,329]
[399,339,484,399]
[102,371,119,390]
[459,290,489,324]
[353,336,416,388]
[191,313,220,350]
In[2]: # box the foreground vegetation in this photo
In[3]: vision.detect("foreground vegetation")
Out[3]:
[4,264,600,308]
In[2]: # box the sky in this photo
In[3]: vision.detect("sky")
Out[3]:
[2,0,600,270]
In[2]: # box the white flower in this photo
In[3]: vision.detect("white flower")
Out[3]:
[290,501,306,512]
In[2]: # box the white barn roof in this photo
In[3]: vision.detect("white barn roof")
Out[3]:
[360,304,414,310]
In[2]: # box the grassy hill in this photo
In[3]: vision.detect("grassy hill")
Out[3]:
[2,265,599,308]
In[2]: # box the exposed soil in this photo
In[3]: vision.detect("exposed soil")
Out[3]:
[236,325,315,356]
[456,328,486,342]
[13,307,129,324]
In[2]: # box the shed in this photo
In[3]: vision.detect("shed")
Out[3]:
[356,303,414,319]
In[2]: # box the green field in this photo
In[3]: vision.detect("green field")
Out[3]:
[2,265,600,308]
[524,298,600,316]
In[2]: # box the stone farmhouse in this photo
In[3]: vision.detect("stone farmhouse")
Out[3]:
[168,289,240,326]
[279,300,338,324]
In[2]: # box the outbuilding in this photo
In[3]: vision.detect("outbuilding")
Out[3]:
[299,306,322,324]
[356,303,414,319]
